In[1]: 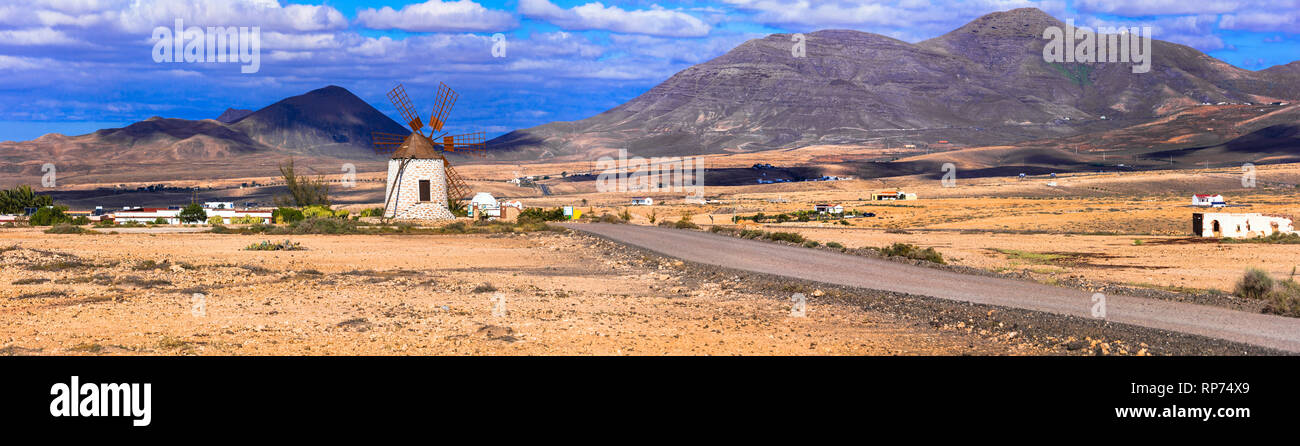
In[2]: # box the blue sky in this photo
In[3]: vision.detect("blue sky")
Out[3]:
[0,0,1297,141]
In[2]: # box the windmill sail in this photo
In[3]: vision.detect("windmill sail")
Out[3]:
[429,82,457,133]
[387,83,423,133]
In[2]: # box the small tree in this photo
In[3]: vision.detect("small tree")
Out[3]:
[276,158,330,207]
[178,203,207,223]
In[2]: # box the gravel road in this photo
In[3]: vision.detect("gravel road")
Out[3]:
[564,223,1300,353]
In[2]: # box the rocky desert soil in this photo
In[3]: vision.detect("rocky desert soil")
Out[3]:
[0,228,1047,356]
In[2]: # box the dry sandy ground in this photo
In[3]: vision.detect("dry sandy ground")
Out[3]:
[0,229,1035,356]
[565,165,1300,295]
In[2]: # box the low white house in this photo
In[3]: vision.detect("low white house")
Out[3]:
[814,203,844,214]
[1192,194,1226,207]
[1193,213,1297,238]
[630,197,653,206]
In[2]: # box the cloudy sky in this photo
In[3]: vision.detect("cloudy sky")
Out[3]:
[0,0,1296,141]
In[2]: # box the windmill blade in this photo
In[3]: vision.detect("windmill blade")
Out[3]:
[439,154,473,204]
[387,84,424,133]
[428,82,458,133]
[439,132,486,156]
[371,131,407,155]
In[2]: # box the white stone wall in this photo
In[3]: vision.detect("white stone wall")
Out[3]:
[1199,213,1296,238]
[384,159,455,220]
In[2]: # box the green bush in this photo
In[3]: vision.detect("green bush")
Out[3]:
[764,232,805,244]
[826,241,845,250]
[0,185,54,214]
[273,207,304,224]
[70,216,90,225]
[879,243,945,264]
[803,240,820,248]
[152,217,168,225]
[277,217,359,234]
[245,239,304,251]
[739,229,764,239]
[206,216,225,225]
[673,219,700,230]
[357,207,385,218]
[519,207,566,223]
[301,205,342,219]
[29,206,70,226]
[178,203,207,223]
[1235,268,1275,300]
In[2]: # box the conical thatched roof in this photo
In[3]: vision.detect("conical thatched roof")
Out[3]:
[391,132,442,159]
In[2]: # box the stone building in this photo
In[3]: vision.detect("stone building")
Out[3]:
[1193,213,1297,238]
[383,133,455,220]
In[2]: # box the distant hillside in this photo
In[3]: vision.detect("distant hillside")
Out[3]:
[489,8,1300,161]
[216,108,253,123]
[0,86,403,186]
[229,85,410,157]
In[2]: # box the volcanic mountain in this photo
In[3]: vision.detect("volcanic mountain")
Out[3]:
[0,86,404,185]
[489,8,1300,160]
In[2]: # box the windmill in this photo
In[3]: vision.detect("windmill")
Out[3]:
[372,82,486,220]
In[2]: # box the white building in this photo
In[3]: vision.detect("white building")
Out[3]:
[630,197,653,206]
[1192,194,1226,207]
[814,203,844,214]
[1194,213,1297,238]
[109,206,271,225]
[383,134,455,220]
[468,192,522,218]
[203,201,235,209]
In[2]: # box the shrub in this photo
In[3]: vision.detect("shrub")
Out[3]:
[245,239,304,251]
[803,240,820,248]
[765,232,805,244]
[178,203,207,223]
[206,216,225,225]
[880,243,945,264]
[826,241,845,250]
[357,207,385,218]
[619,208,633,222]
[673,219,700,230]
[273,207,304,224]
[739,229,764,239]
[230,216,264,224]
[44,223,88,234]
[472,283,497,293]
[301,205,339,219]
[277,217,359,234]
[1266,279,1300,317]
[70,216,90,225]
[152,217,168,225]
[597,213,626,224]
[1235,268,1275,300]
[519,207,566,223]
[29,206,70,226]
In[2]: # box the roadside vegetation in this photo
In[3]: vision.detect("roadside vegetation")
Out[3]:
[1235,268,1300,317]
[706,225,944,264]
[244,239,305,251]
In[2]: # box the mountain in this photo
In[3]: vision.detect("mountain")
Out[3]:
[489,8,1300,160]
[0,86,402,185]
[216,108,253,123]
[228,85,409,157]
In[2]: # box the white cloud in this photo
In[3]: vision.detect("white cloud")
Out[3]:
[520,0,711,37]
[357,0,516,32]
[1221,11,1300,33]
[0,27,84,45]
[113,0,347,33]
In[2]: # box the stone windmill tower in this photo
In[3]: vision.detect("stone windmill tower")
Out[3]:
[372,83,485,220]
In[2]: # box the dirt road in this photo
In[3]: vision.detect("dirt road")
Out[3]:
[564,223,1300,353]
